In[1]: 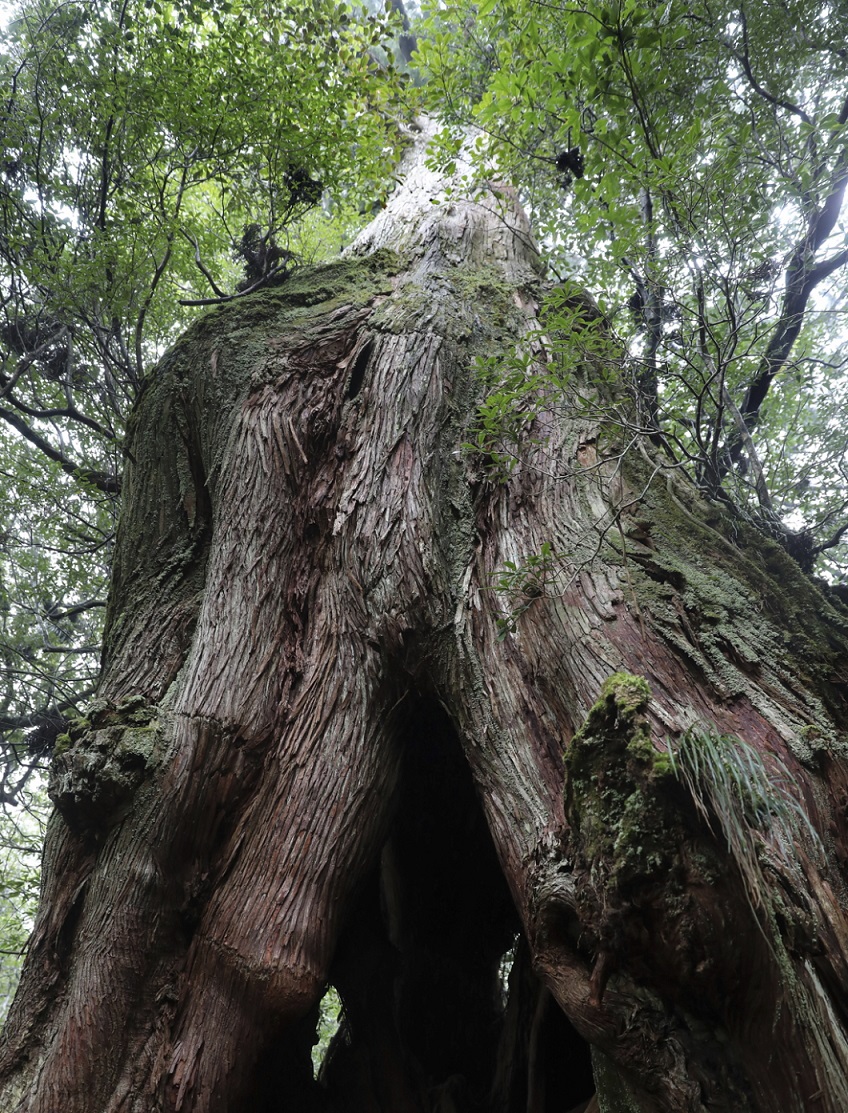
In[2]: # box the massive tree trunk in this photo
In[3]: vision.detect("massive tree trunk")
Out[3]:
[3,120,848,1113]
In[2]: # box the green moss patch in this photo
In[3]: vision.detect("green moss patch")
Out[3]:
[564,673,676,893]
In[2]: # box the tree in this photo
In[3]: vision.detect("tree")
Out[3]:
[0,114,847,1113]
[420,0,848,575]
[0,784,45,1021]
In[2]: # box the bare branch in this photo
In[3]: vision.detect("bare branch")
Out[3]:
[813,518,848,556]
[45,599,107,621]
[730,7,814,127]
[0,690,96,734]
[733,164,848,436]
[720,383,772,510]
[180,229,228,299]
[0,405,120,494]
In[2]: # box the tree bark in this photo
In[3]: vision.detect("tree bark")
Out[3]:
[3,119,848,1112]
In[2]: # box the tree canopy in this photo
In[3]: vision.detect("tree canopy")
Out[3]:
[421,0,848,571]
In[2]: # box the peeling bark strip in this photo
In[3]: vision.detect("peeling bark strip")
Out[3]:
[4,120,848,1113]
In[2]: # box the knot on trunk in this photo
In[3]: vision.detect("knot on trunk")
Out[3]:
[49,699,162,832]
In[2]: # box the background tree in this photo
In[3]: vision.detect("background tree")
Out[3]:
[0,784,44,1020]
[420,0,848,575]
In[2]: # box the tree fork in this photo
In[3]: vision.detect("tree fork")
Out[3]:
[3,122,848,1112]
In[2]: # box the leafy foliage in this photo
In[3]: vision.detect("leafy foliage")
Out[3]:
[2,0,409,381]
[0,781,46,1021]
[420,0,848,574]
[312,985,343,1074]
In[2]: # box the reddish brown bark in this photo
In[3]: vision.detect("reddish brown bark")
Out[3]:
[2,121,848,1112]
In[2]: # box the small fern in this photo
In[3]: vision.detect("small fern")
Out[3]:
[669,726,821,913]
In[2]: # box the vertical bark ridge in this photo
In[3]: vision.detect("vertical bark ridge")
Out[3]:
[446,423,848,1110]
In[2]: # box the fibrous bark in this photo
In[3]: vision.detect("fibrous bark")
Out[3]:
[3,119,848,1113]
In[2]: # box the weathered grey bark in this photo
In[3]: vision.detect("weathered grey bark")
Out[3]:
[3,119,848,1112]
